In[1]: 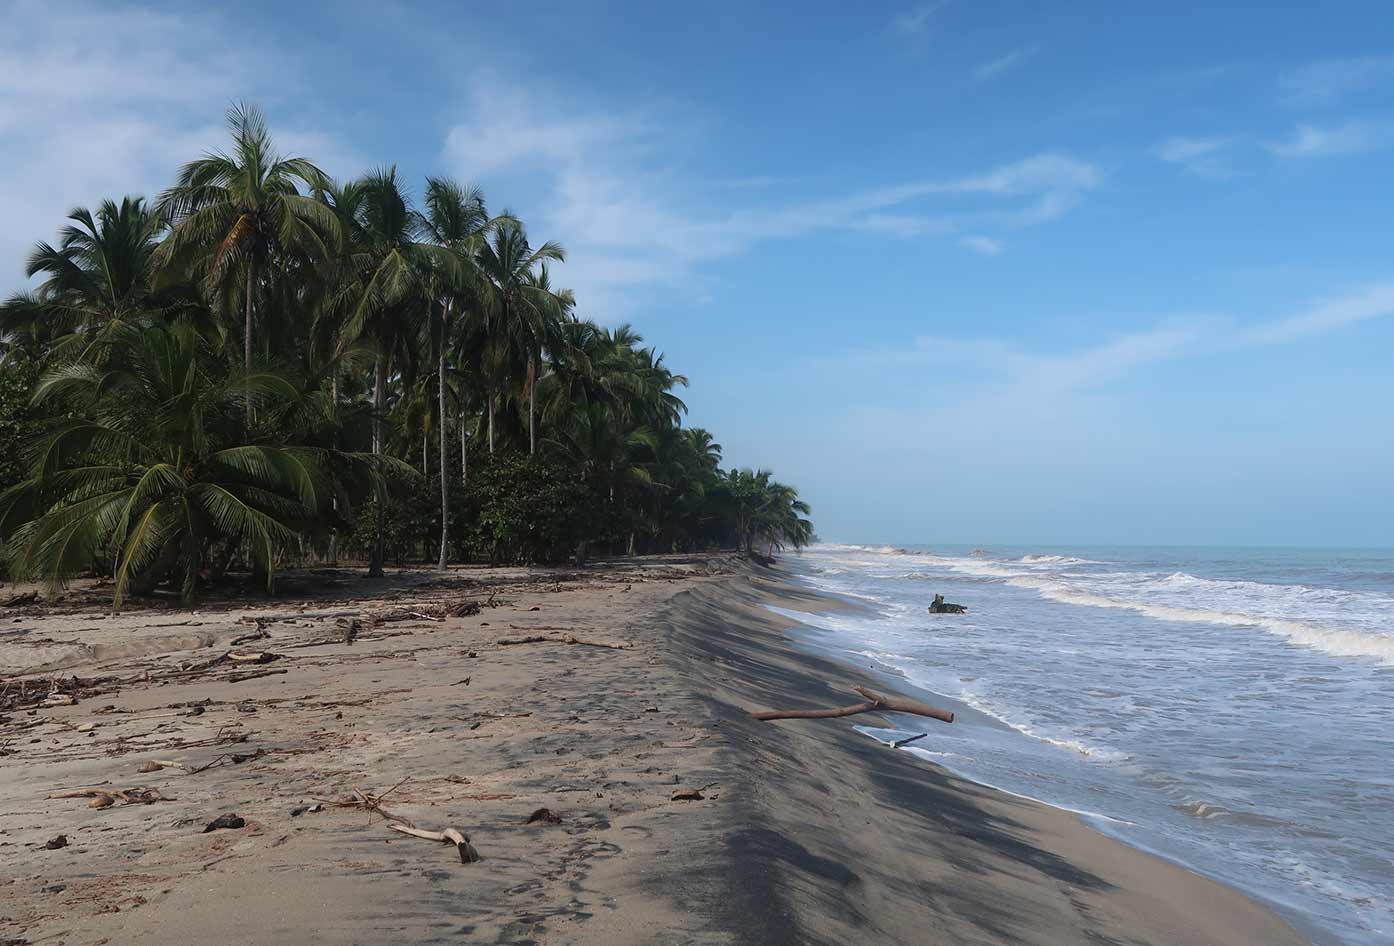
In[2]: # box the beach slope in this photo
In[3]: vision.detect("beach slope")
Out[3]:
[0,558,1309,945]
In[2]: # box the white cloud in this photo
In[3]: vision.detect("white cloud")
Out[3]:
[1280,55,1394,106]
[831,284,1394,407]
[973,46,1038,82]
[0,0,357,295]
[1155,135,1235,177]
[1236,284,1394,345]
[442,81,1100,318]
[892,1,947,35]
[960,235,1004,256]
[1268,121,1386,158]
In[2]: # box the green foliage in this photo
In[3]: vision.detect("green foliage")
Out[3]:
[0,102,813,602]
[460,453,603,563]
[0,350,40,497]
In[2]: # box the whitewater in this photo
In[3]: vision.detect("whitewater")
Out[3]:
[781,544,1394,946]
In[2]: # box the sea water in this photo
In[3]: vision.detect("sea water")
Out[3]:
[780,544,1394,946]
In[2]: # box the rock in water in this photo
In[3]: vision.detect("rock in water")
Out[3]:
[928,593,967,615]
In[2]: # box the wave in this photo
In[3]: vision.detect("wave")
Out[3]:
[1006,577,1394,665]
[1174,801,1306,832]
[1017,553,1104,566]
[902,551,1394,666]
[954,690,1130,762]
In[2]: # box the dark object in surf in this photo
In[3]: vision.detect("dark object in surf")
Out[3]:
[929,593,967,614]
[525,807,563,825]
[202,813,245,832]
[44,834,69,850]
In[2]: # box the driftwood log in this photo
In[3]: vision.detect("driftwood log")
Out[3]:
[751,685,954,724]
[388,822,479,863]
[929,593,967,614]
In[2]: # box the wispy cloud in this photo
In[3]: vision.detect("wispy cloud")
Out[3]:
[0,0,358,295]
[960,235,1004,256]
[892,1,947,36]
[1155,135,1235,177]
[973,46,1038,82]
[1280,55,1394,106]
[443,80,1099,316]
[832,283,1394,397]
[1268,121,1387,158]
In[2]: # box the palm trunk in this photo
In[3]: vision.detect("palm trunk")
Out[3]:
[487,390,495,454]
[459,402,468,486]
[527,353,536,455]
[438,306,449,571]
[422,427,428,475]
[328,373,339,565]
[369,355,386,578]
[243,263,254,426]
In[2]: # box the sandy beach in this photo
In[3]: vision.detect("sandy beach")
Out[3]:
[0,556,1310,946]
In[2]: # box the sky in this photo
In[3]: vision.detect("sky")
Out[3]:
[3,0,1393,546]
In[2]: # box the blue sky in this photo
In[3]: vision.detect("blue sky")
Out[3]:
[4,0,1394,545]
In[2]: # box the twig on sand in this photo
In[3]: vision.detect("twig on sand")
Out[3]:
[750,685,954,724]
[335,777,479,863]
[49,786,170,807]
[387,822,479,863]
[495,634,628,649]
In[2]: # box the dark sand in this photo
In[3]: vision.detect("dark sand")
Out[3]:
[0,557,1310,945]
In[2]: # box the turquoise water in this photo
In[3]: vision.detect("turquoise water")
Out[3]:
[783,544,1394,946]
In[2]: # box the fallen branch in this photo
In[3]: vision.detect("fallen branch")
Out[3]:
[227,651,280,664]
[495,634,628,649]
[49,786,170,807]
[751,685,954,724]
[387,821,479,863]
[223,667,289,684]
[237,609,360,624]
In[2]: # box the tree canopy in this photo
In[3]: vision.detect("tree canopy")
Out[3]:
[0,102,813,601]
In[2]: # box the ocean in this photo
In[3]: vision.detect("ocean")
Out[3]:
[779,544,1394,946]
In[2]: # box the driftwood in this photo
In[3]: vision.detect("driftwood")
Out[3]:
[751,685,954,724]
[928,593,967,614]
[237,609,360,624]
[49,786,169,807]
[223,667,289,684]
[495,634,628,650]
[387,821,479,863]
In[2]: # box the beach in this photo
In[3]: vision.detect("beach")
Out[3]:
[0,556,1309,946]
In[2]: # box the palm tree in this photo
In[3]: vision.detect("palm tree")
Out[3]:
[156,102,334,379]
[1,197,179,358]
[417,178,495,569]
[344,168,458,576]
[475,220,564,454]
[0,323,355,603]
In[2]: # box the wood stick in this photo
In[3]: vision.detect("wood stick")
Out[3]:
[237,609,361,624]
[387,821,479,863]
[751,685,954,724]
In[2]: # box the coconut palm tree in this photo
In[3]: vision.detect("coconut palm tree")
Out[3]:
[417,177,497,569]
[475,220,564,454]
[156,102,335,378]
[0,323,362,603]
[1,197,183,358]
[343,168,459,576]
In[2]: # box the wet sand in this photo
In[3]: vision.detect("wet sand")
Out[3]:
[0,557,1309,945]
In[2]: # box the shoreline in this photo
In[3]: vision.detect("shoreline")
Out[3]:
[0,555,1311,945]
[764,583,1331,945]
[679,564,1312,946]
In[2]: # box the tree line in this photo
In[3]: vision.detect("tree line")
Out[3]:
[0,104,813,603]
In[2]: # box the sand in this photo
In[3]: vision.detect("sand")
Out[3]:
[0,556,1311,946]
